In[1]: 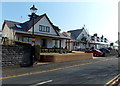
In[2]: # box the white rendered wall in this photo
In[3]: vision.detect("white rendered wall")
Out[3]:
[29,16,57,36]
[2,24,14,40]
[76,29,89,41]
[61,39,66,48]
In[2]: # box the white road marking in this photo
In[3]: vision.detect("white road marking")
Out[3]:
[30,80,53,86]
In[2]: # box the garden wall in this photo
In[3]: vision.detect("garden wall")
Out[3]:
[40,53,93,62]
[2,45,32,67]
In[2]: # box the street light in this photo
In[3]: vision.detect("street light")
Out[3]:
[30,5,38,65]
[30,5,38,41]
[30,5,38,14]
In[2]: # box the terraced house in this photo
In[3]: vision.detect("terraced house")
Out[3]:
[2,5,70,49]
[89,33,110,49]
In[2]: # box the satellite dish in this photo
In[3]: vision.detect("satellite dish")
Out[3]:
[15,24,22,28]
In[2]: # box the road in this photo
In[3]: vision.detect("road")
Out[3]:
[1,56,119,86]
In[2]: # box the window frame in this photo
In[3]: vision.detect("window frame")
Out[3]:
[39,25,50,32]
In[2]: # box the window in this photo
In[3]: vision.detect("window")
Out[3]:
[23,37,32,43]
[46,26,50,32]
[41,39,46,48]
[73,42,76,46]
[28,38,32,43]
[18,37,19,41]
[23,37,29,42]
[52,40,61,48]
[39,25,50,32]
[42,26,45,32]
[39,25,42,31]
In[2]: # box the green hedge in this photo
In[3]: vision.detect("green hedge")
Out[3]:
[40,48,72,53]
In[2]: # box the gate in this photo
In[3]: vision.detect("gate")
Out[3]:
[20,45,34,67]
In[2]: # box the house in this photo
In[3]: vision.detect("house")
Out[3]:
[89,33,110,49]
[2,12,70,48]
[63,26,89,50]
[63,26,111,50]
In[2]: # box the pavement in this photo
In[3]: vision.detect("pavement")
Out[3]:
[1,56,120,86]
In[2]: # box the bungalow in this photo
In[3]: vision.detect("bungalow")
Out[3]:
[2,6,70,49]
[63,26,89,50]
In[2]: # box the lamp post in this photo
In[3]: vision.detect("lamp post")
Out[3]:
[30,5,37,43]
[30,5,38,65]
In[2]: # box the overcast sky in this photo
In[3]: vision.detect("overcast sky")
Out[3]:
[0,0,118,42]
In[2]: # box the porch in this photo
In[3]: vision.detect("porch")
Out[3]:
[14,31,70,49]
[66,40,89,50]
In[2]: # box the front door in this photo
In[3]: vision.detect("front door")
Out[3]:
[41,39,47,48]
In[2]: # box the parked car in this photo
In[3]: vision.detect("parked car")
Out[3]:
[107,47,112,51]
[99,48,110,53]
[98,48,111,57]
[85,49,103,57]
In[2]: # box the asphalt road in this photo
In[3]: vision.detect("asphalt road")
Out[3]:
[2,56,120,86]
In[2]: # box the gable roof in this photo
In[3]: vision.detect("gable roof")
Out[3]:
[2,20,20,30]
[2,13,60,36]
[67,28,84,40]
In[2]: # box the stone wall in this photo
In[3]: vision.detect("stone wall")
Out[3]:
[2,45,32,67]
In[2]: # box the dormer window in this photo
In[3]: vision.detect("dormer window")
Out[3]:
[39,25,50,32]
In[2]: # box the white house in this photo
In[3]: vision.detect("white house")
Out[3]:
[2,13,70,48]
[89,33,110,49]
[63,27,111,50]
[63,26,89,50]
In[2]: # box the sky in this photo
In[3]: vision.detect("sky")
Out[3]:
[0,1,118,42]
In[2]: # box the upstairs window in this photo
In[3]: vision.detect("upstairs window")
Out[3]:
[39,25,50,32]
[46,26,50,32]
[39,25,42,31]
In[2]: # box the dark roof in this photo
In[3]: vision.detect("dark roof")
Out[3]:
[3,14,60,36]
[4,20,20,28]
[62,32,70,37]
[52,25,61,32]
[67,28,84,40]
[9,14,44,32]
